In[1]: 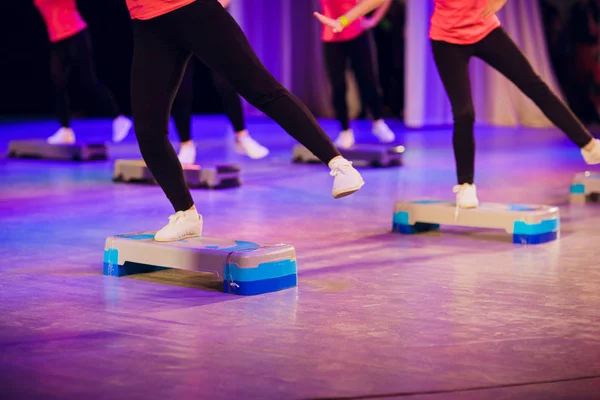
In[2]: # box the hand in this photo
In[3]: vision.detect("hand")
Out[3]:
[361,18,377,30]
[481,0,507,19]
[313,12,344,33]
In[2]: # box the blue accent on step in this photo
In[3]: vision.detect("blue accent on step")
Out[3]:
[103,261,168,277]
[113,234,261,251]
[506,204,538,212]
[512,230,558,245]
[103,249,120,275]
[218,240,261,252]
[393,210,441,233]
[513,219,559,235]
[393,211,409,225]
[570,184,585,194]
[116,233,156,241]
[102,248,297,295]
[224,258,297,282]
[392,222,440,234]
[224,274,298,296]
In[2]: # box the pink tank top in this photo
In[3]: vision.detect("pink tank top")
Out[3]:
[34,0,87,43]
[125,0,195,20]
[320,0,365,43]
[430,0,501,45]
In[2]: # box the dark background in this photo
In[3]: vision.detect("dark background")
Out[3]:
[0,0,221,120]
[0,0,598,124]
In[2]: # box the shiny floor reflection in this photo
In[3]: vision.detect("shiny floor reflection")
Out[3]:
[0,117,599,400]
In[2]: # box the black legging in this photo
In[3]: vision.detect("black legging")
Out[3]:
[131,0,340,212]
[171,62,246,143]
[50,29,119,127]
[432,27,593,185]
[323,32,383,131]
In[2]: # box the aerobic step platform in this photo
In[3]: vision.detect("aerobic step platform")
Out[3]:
[8,140,108,161]
[103,233,297,295]
[292,144,404,167]
[113,159,241,189]
[393,200,560,245]
[570,172,600,203]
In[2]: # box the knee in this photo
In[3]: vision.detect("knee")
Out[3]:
[522,75,551,96]
[132,110,169,144]
[246,86,288,108]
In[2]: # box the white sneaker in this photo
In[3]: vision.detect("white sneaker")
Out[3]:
[581,138,600,164]
[453,183,479,209]
[154,209,203,242]
[235,134,269,159]
[334,129,355,149]
[47,127,76,144]
[112,115,132,143]
[372,120,395,143]
[329,157,365,199]
[178,142,197,165]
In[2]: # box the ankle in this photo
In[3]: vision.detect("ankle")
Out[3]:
[328,156,346,168]
[584,139,597,152]
[180,140,194,147]
[185,206,198,217]
[235,130,249,140]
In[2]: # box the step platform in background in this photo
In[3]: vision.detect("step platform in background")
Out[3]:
[393,200,560,245]
[113,159,241,189]
[103,233,297,296]
[292,144,404,167]
[570,172,600,203]
[8,140,108,161]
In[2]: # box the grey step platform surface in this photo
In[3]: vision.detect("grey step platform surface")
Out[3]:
[292,144,404,167]
[570,172,600,203]
[393,200,560,245]
[103,233,297,296]
[113,159,241,189]
[8,140,108,161]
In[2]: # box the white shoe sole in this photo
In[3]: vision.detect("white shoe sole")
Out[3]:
[153,232,202,243]
[113,121,132,143]
[333,181,365,199]
[178,158,196,165]
[235,147,269,160]
[47,140,75,145]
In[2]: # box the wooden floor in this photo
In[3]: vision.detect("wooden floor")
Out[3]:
[0,116,599,400]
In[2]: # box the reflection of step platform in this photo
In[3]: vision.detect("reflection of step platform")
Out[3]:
[113,159,241,189]
[103,233,297,296]
[7,140,108,161]
[570,172,600,203]
[292,144,404,167]
[393,200,560,245]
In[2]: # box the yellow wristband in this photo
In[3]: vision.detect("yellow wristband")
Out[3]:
[339,16,350,27]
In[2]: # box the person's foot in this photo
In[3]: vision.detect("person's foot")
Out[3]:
[372,119,395,143]
[329,157,364,198]
[112,115,132,143]
[154,208,203,242]
[47,127,76,145]
[178,141,197,165]
[235,133,269,159]
[581,138,600,164]
[334,129,355,149]
[453,183,479,209]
